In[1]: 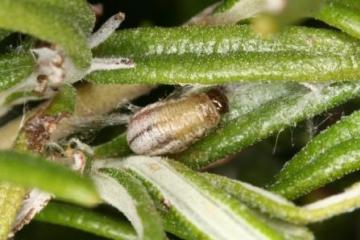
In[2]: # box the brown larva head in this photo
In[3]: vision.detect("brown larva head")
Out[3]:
[205,88,229,114]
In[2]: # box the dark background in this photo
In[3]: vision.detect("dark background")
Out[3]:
[88,0,216,28]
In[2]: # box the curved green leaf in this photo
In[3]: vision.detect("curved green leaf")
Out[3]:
[270,110,360,199]
[316,0,360,40]
[203,173,303,223]
[97,156,293,240]
[92,168,166,240]
[0,86,87,238]
[270,110,360,188]
[271,139,360,199]
[178,82,360,169]
[0,150,100,206]
[36,202,136,240]
[0,52,34,91]
[256,215,313,240]
[205,173,360,225]
[0,0,95,68]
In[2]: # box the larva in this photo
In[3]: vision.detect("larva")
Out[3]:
[127,88,228,156]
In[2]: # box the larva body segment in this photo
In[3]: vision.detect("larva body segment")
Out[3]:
[127,89,228,156]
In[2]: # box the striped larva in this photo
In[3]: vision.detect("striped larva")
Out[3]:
[127,88,228,156]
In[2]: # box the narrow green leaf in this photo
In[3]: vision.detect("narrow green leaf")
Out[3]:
[90,53,360,84]
[93,133,131,159]
[270,139,360,199]
[178,82,360,169]
[203,173,303,222]
[97,156,288,240]
[204,173,360,225]
[255,214,314,240]
[0,52,35,91]
[92,168,166,240]
[0,0,95,68]
[36,202,136,240]
[302,181,360,221]
[0,86,90,238]
[0,150,100,206]
[316,0,360,40]
[166,160,285,240]
[93,25,359,60]
[89,25,360,84]
[270,110,360,193]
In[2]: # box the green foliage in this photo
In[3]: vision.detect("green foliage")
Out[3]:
[204,173,360,225]
[1,0,360,240]
[0,0,94,68]
[178,82,360,169]
[89,25,360,84]
[0,52,34,91]
[270,110,360,199]
[97,156,300,240]
[0,150,100,206]
[36,202,136,240]
[93,168,166,240]
[93,25,359,58]
[316,0,360,39]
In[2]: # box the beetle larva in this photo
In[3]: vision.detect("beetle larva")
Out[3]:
[127,88,228,156]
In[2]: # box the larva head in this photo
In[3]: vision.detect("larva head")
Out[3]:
[205,88,229,114]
